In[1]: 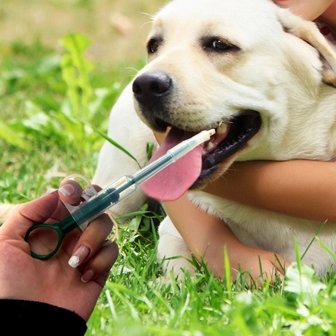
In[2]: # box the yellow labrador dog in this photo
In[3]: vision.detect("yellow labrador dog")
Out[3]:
[93,0,336,277]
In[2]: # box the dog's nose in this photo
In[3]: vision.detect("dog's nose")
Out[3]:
[132,71,172,104]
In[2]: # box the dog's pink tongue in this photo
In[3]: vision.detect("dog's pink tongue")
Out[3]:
[141,130,203,201]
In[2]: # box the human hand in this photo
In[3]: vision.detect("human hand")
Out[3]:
[273,0,334,20]
[203,229,288,282]
[0,180,118,321]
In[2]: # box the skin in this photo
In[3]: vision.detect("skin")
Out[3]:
[275,0,336,34]
[0,180,118,321]
[164,196,287,280]
[274,0,335,20]
[205,160,336,223]
[155,0,336,280]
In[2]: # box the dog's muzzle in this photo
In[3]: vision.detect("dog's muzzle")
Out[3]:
[132,71,262,189]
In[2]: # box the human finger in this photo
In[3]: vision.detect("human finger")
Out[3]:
[49,179,86,221]
[80,241,119,287]
[58,179,85,205]
[1,191,60,237]
[52,181,102,223]
[67,213,113,268]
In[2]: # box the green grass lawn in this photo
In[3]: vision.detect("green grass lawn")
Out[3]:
[1,2,336,335]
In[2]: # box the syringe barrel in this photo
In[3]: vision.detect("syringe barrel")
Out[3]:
[69,187,119,227]
[68,176,137,228]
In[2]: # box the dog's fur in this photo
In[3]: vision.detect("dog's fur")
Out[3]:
[2,0,336,276]
[93,0,336,277]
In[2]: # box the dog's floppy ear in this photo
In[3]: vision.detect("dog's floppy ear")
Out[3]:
[276,8,336,87]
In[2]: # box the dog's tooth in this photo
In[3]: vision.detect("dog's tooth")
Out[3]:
[206,141,216,152]
[216,123,228,134]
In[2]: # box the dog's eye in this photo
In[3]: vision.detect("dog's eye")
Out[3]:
[147,37,162,54]
[201,37,240,53]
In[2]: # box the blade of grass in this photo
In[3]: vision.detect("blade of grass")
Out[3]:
[224,246,232,300]
[315,236,336,260]
[0,121,31,150]
[95,129,141,168]
[294,240,302,274]
[300,221,326,260]
[105,289,117,320]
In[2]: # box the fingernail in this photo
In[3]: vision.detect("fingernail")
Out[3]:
[59,184,75,197]
[46,188,57,195]
[81,269,94,283]
[102,240,112,247]
[68,245,90,268]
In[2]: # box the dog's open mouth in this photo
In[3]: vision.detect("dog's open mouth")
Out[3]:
[141,110,261,201]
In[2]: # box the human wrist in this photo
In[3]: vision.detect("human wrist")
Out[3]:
[200,222,288,278]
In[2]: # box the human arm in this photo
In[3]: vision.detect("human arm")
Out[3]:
[162,159,333,279]
[0,182,118,333]
[204,160,336,223]
[163,195,287,280]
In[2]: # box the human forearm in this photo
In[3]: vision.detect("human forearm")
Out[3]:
[163,195,287,278]
[205,160,336,222]
[163,195,222,258]
[164,196,238,277]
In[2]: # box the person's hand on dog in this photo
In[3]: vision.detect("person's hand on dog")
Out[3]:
[273,0,336,34]
[273,0,334,20]
[0,180,118,321]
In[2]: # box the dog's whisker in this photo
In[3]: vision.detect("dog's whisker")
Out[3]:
[125,67,142,77]
[140,11,155,20]
[140,12,156,24]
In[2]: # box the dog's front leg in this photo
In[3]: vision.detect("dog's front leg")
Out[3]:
[157,216,195,279]
[93,84,156,215]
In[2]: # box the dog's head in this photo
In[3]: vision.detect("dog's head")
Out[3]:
[133,0,336,199]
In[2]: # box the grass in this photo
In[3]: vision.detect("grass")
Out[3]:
[1,2,336,335]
